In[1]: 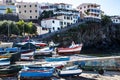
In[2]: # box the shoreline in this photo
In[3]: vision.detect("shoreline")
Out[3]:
[0,71,120,80]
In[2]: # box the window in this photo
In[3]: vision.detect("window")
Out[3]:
[24,10,26,13]
[35,16,37,18]
[30,5,32,7]
[24,5,26,7]
[53,27,55,30]
[35,5,37,7]
[35,10,37,12]
[67,5,69,8]
[64,22,66,25]
[80,7,82,9]
[52,20,55,23]
[30,10,32,13]
[88,5,90,8]
[61,26,63,29]
[67,22,70,26]
[60,22,63,25]
[64,16,66,19]
[30,16,32,19]
[74,20,76,23]
[67,16,70,20]
[19,5,21,8]
[58,28,60,30]
[84,6,86,8]
[19,11,21,13]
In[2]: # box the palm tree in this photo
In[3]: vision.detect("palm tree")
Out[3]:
[6,8,13,14]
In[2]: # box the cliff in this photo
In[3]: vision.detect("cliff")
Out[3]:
[49,22,120,54]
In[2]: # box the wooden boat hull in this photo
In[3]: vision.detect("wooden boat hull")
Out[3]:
[0,65,22,77]
[0,58,10,66]
[34,47,53,57]
[58,69,82,77]
[21,56,34,61]
[21,49,35,56]
[19,66,54,79]
[57,44,83,55]
[45,56,70,62]
[5,47,19,53]
[0,42,13,48]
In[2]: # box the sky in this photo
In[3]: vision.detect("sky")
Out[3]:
[1,0,120,16]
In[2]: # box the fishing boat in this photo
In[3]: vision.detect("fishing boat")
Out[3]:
[57,43,83,55]
[19,65,54,79]
[0,65,22,77]
[5,47,19,53]
[34,47,53,57]
[45,56,70,62]
[42,62,67,69]
[0,58,10,66]
[0,42,13,48]
[0,48,10,58]
[16,38,47,48]
[57,65,82,77]
[20,49,35,61]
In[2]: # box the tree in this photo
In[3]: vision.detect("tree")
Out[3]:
[101,15,112,26]
[38,11,53,21]
[6,8,13,14]
[16,20,25,36]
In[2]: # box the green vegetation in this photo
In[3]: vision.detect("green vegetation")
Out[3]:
[38,11,53,21]
[6,8,13,14]
[101,15,112,26]
[0,20,37,37]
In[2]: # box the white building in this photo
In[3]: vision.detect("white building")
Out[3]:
[54,9,80,17]
[15,2,39,20]
[39,3,56,14]
[35,24,49,35]
[77,3,101,19]
[41,18,61,32]
[110,16,120,24]
[54,3,72,10]
[54,14,78,28]
[2,0,16,4]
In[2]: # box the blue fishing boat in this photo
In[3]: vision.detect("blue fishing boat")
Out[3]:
[19,65,54,79]
[0,48,6,55]
[45,56,70,62]
[0,58,10,66]
[34,47,53,57]
[5,47,19,53]
[0,65,22,77]
[57,65,82,77]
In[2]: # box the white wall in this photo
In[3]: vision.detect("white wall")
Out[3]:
[41,19,61,32]
[55,15,78,28]
[57,4,72,10]
[111,18,120,24]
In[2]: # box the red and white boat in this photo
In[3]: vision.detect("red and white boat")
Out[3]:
[20,49,35,61]
[17,36,47,47]
[57,43,83,55]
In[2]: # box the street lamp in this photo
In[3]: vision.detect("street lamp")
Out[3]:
[23,24,25,37]
[8,23,10,42]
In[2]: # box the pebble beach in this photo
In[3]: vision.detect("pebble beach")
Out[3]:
[0,71,120,80]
